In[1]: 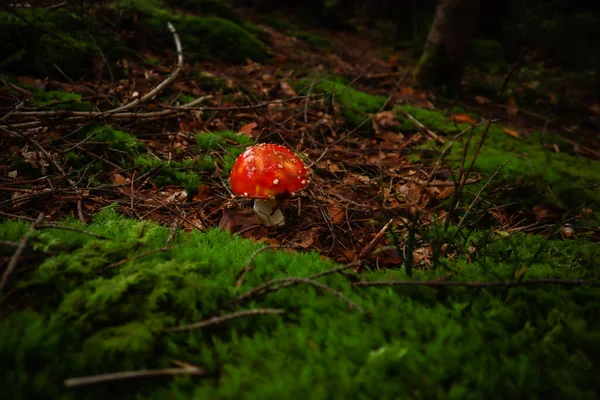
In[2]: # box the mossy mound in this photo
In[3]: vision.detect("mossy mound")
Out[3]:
[0,8,116,78]
[1,207,599,399]
[295,77,387,129]
[113,0,268,64]
[396,105,600,214]
[30,90,95,112]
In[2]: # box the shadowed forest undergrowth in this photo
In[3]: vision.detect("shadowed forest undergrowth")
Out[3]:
[1,1,599,399]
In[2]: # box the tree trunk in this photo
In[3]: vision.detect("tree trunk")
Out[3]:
[414,0,481,95]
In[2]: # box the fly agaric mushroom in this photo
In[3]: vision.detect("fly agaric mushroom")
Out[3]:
[229,143,309,227]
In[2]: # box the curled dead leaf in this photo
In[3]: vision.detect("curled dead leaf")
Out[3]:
[507,98,519,116]
[503,128,520,139]
[447,113,477,125]
[238,122,258,137]
[327,206,346,224]
[474,95,491,105]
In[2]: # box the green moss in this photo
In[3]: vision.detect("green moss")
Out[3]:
[133,155,211,194]
[395,105,600,212]
[113,0,268,64]
[295,77,387,129]
[0,8,116,78]
[1,207,599,399]
[293,31,331,47]
[31,90,95,112]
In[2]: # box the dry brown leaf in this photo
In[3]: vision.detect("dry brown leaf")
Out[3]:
[561,224,575,238]
[447,113,477,125]
[112,174,129,185]
[218,208,260,232]
[413,246,432,266]
[503,128,521,139]
[279,81,297,97]
[507,98,519,116]
[327,206,346,224]
[238,122,258,137]
[372,111,400,135]
[474,95,491,105]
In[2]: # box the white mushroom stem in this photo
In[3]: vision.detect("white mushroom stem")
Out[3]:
[253,198,285,227]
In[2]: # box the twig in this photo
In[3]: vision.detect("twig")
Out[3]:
[358,219,393,261]
[0,240,19,248]
[398,109,445,143]
[108,243,186,268]
[230,276,362,311]
[37,224,108,240]
[64,366,206,388]
[354,279,600,288]
[109,22,183,113]
[234,245,294,290]
[459,159,510,227]
[165,308,285,332]
[0,212,44,293]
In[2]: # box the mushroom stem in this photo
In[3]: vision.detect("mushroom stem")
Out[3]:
[253,199,285,227]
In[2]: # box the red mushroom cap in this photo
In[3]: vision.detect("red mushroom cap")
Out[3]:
[229,143,309,199]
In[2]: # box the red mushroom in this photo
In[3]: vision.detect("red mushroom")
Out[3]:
[229,143,309,227]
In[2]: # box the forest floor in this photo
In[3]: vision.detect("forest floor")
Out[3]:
[1,2,599,399]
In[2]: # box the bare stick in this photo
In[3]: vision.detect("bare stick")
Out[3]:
[354,279,600,288]
[231,277,362,311]
[0,212,44,293]
[37,224,108,240]
[398,109,445,143]
[64,366,206,387]
[459,159,510,227]
[358,218,393,261]
[165,308,285,332]
[234,245,294,290]
[108,22,183,113]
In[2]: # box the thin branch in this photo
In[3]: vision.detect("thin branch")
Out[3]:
[358,218,393,261]
[234,245,295,290]
[230,276,362,311]
[37,224,109,240]
[165,308,285,332]
[354,279,600,288]
[64,366,206,388]
[0,212,44,293]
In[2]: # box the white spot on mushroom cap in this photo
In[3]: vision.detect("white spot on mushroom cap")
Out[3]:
[278,164,283,169]
[273,179,279,185]
[301,180,307,185]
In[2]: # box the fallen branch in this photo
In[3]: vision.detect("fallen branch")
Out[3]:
[358,218,393,262]
[354,279,600,288]
[165,308,285,332]
[64,366,206,388]
[0,212,44,293]
[234,245,295,290]
[230,276,362,311]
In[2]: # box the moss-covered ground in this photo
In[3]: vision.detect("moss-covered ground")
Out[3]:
[1,207,599,399]
[1,2,600,399]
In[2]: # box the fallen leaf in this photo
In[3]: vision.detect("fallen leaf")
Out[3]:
[218,208,260,232]
[279,81,297,97]
[507,98,519,116]
[372,111,400,135]
[561,224,575,238]
[474,95,491,105]
[327,206,346,224]
[238,122,258,137]
[413,246,433,267]
[112,174,129,185]
[447,113,476,125]
[8,170,17,179]
[503,128,520,139]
